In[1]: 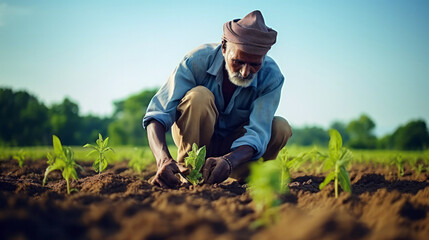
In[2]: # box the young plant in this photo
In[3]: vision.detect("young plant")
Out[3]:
[13,149,26,168]
[391,154,404,178]
[84,133,115,174]
[277,148,304,193]
[411,163,423,179]
[248,159,283,228]
[43,135,83,194]
[319,129,353,198]
[184,143,206,185]
[129,148,154,174]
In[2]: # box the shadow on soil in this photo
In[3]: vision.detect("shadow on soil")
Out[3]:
[352,173,429,195]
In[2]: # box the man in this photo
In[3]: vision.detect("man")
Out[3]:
[143,10,292,188]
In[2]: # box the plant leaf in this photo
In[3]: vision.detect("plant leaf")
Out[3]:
[328,129,342,160]
[52,135,64,158]
[100,158,108,172]
[103,137,109,148]
[93,158,100,172]
[338,165,352,193]
[194,146,206,172]
[87,149,98,157]
[319,171,336,190]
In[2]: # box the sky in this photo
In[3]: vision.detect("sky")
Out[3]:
[1,0,428,136]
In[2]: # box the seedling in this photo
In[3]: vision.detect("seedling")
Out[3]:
[411,163,423,178]
[129,148,154,174]
[391,154,404,178]
[277,148,304,193]
[184,143,206,185]
[43,135,83,194]
[84,133,115,174]
[319,129,353,198]
[13,149,26,168]
[248,159,283,228]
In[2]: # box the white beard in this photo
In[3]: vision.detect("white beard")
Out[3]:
[225,63,255,88]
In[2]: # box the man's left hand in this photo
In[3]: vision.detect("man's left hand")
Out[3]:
[202,157,232,184]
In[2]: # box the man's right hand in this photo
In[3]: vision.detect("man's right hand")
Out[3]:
[151,158,188,188]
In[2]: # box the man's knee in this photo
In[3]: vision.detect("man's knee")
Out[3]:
[182,86,215,106]
[262,117,292,160]
[272,116,292,141]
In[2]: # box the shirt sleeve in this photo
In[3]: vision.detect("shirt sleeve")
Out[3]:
[142,57,197,130]
[231,74,284,160]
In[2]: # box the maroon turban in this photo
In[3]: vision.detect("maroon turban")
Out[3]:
[223,10,277,55]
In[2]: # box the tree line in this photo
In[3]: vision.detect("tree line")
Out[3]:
[0,87,159,147]
[289,114,429,150]
[1,87,428,150]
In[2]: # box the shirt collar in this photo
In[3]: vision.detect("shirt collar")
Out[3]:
[207,44,258,89]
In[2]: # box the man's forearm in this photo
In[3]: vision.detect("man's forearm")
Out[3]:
[146,120,173,168]
[223,145,255,168]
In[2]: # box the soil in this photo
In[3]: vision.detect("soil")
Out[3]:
[0,159,428,240]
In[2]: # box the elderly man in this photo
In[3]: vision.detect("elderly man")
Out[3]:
[143,10,292,188]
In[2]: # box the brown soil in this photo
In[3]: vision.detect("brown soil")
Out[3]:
[0,159,428,240]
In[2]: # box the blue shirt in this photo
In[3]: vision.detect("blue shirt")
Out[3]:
[143,43,284,160]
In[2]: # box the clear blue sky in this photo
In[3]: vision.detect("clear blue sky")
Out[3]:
[1,0,428,136]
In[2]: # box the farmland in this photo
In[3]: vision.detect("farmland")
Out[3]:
[0,146,428,240]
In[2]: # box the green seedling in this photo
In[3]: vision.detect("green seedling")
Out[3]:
[84,133,115,174]
[411,163,423,178]
[184,143,206,185]
[319,129,353,198]
[129,148,154,174]
[248,159,283,229]
[391,154,405,178]
[277,148,305,193]
[13,149,26,168]
[43,135,83,194]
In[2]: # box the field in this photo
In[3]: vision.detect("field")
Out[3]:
[0,146,428,240]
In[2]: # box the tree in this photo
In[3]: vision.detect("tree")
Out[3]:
[346,114,377,149]
[287,126,329,147]
[0,88,50,146]
[49,98,81,145]
[390,120,429,150]
[78,115,113,144]
[108,89,158,146]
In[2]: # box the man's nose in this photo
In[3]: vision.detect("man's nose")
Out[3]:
[240,64,251,78]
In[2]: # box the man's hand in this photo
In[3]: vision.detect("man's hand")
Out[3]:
[151,159,188,188]
[202,157,232,184]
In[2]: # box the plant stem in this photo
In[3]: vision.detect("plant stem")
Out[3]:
[335,164,339,198]
[66,179,70,194]
[99,152,102,175]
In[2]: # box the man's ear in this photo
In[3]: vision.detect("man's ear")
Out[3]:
[221,40,227,54]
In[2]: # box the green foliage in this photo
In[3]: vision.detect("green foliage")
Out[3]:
[184,143,206,185]
[128,148,154,174]
[390,120,429,150]
[13,149,26,168]
[287,126,329,147]
[49,98,81,145]
[108,89,158,146]
[84,134,115,174]
[346,114,377,149]
[248,159,283,228]
[277,148,306,193]
[319,129,353,198]
[43,135,83,194]
[0,88,51,146]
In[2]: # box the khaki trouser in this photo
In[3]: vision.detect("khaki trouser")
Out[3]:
[172,86,292,180]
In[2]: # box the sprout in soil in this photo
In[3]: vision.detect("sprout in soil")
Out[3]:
[13,149,26,168]
[319,129,353,198]
[84,133,115,174]
[184,143,206,186]
[43,135,83,194]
